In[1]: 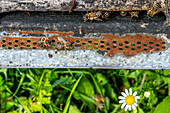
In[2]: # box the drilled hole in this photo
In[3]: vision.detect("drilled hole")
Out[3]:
[14,45,18,47]
[2,40,6,42]
[39,45,43,47]
[113,41,117,43]
[8,42,12,45]
[119,43,123,46]
[162,41,166,44]
[131,48,135,50]
[149,41,154,44]
[94,47,98,50]
[106,43,110,46]
[21,42,25,45]
[33,42,37,45]
[88,45,92,48]
[156,44,159,46]
[137,41,141,44]
[125,46,129,48]
[113,46,116,48]
[156,48,160,51]
[94,43,98,45]
[100,45,104,48]
[82,43,86,45]
[27,45,30,47]
[150,46,153,48]
[100,41,104,43]
[2,45,6,47]
[119,48,123,50]
[88,41,92,43]
[125,41,129,44]
[131,43,135,46]
[162,46,166,49]
[8,47,12,49]
[144,48,148,51]
[20,47,24,49]
[143,44,147,46]
[76,40,80,43]
[51,40,55,42]
[51,44,55,47]
[75,44,81,47]
[15,40,19,42]
[131,36,134,39]
[107,47,110,50]
[137,46,141,48]
[27,40,31,43]
[33,47,36,49]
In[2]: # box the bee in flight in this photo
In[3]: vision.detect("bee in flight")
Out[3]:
[38,31,51,48]
[147,2,162,18]
[55,37,72,54]
[129,11,139,22]
[95,93,104,110]
[83,9,103,23]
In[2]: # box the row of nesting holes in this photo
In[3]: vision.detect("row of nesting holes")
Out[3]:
[1,40,37,49]
[74,40,166,51]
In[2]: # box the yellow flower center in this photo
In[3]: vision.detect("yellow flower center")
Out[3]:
[125,95,135,105]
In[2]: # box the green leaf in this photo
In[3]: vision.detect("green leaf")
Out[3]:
[138,107,145,113]
[105,97,110,111]
[95,73,108,85]
[104,84,118,102]
[154,96,170,113]
[163,70,170,76]
[68,105,81,113]
[0,68,8,80]
[76,76,94,98]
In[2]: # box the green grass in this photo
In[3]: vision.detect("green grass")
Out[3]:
[0,69,170,113]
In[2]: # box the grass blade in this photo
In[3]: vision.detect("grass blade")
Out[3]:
[63,74,83,113]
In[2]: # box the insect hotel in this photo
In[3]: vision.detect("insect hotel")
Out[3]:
[0,0,169,68]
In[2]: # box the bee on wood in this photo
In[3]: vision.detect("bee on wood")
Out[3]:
[129,11,139,22]
[95,94,104,110]
[101,12,110,20]
[147,2,162,18]
[38,31,51,48]
[83,9,102,23]
[55,37,72,54]
[120,11,127,16]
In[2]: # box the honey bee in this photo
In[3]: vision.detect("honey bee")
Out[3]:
[38,31,51,48]
[120,11,127,16]
[101,12,110,20]
[55,37,72,54]
[129,11,139,22]
[147,2,161,18]
[83,9,102,23]
[95,94,104,110]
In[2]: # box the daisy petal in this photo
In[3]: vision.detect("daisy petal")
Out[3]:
[121,102,126,109]
[129,88,132,95]
[121,92,127,97]
[125,105,129,111]
[132,105,136,110]
[134,102,138,107]
[129,105,131,111]
[118,96,125,99]
[133,91,137,96]
[119,99,125,103]
[135,96,140,100]
[125,89,129,95]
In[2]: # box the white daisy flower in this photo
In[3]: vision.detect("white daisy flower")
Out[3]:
[144,91,150,98]
[118,88,140,111]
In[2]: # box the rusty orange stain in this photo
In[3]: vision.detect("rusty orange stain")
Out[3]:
[0,31,167,57]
